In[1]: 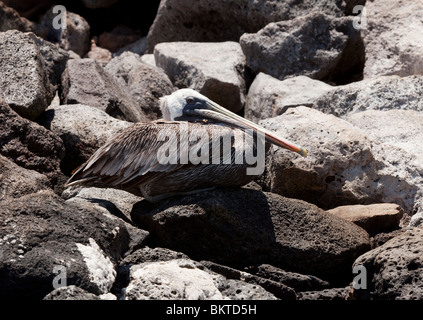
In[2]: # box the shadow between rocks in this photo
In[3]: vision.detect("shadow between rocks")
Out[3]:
[130,188,276,269]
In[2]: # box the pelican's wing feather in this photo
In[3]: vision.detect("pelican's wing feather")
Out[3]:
[65,122,188,189]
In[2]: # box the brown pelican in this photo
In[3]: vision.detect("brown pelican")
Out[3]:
[65,89,307,202]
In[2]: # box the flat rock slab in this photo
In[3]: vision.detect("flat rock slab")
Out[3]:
[131,188,370,283]
[244,263,330,292]
[352,228,423,300]
[240,12,364,84]
[154,41,247,113]
[202,260,310,298]
[327,203,404,235]
[0,30,53,120]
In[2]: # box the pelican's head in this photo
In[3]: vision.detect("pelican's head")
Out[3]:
[160,89,307,157]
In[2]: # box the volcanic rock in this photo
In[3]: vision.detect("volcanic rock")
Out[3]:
[105,52,176,120]
[37,6,90,57]
[240,12,364,84]
[245,73,333,122]
[362,0,423,78]
[0,190,135,299]
[0,100,64,184]
[351,228,423,300]
[147,0,352,52]
[38,103,131,175]
[0,30,54,120]
[0,154,50,201]
[327,203,404,235]
[131,188,370,283]
[258,106,423,221]
[60,58,148,122]
[154,41,247,113]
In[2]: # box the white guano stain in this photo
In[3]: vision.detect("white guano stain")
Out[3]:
[76,238,116,294]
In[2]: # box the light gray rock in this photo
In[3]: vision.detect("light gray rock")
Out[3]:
[240,12,364,83]
[0,30,53,120]
[314,75,423,118]
[38,103,132,175]
[362,0,423,78]
[123,259,225,300]
[140,54,156,67]
[245,73,333,122]
[154,41,247,112]
[351,228,423,300]
[147,0,351,52]
[60,58,148,122]
[121,259,278,300]
[105,52,176,120]
[258,106,423,221]
[246,75,423,121]
[131,188,370,283]
[347,109,423,227]
[347,110,423,160]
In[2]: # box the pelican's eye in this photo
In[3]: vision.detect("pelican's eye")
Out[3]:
[186,97,195,105]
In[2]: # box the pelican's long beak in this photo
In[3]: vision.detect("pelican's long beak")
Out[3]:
[193,99,307,157]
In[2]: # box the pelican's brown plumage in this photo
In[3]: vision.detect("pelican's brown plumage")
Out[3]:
[65,89,307,202]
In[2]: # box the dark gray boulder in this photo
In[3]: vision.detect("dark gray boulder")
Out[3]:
[0,190,145,299]
[0,100,64,185]
[131,188,371,283]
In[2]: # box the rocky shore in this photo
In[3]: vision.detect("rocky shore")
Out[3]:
[1,0,423,300]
